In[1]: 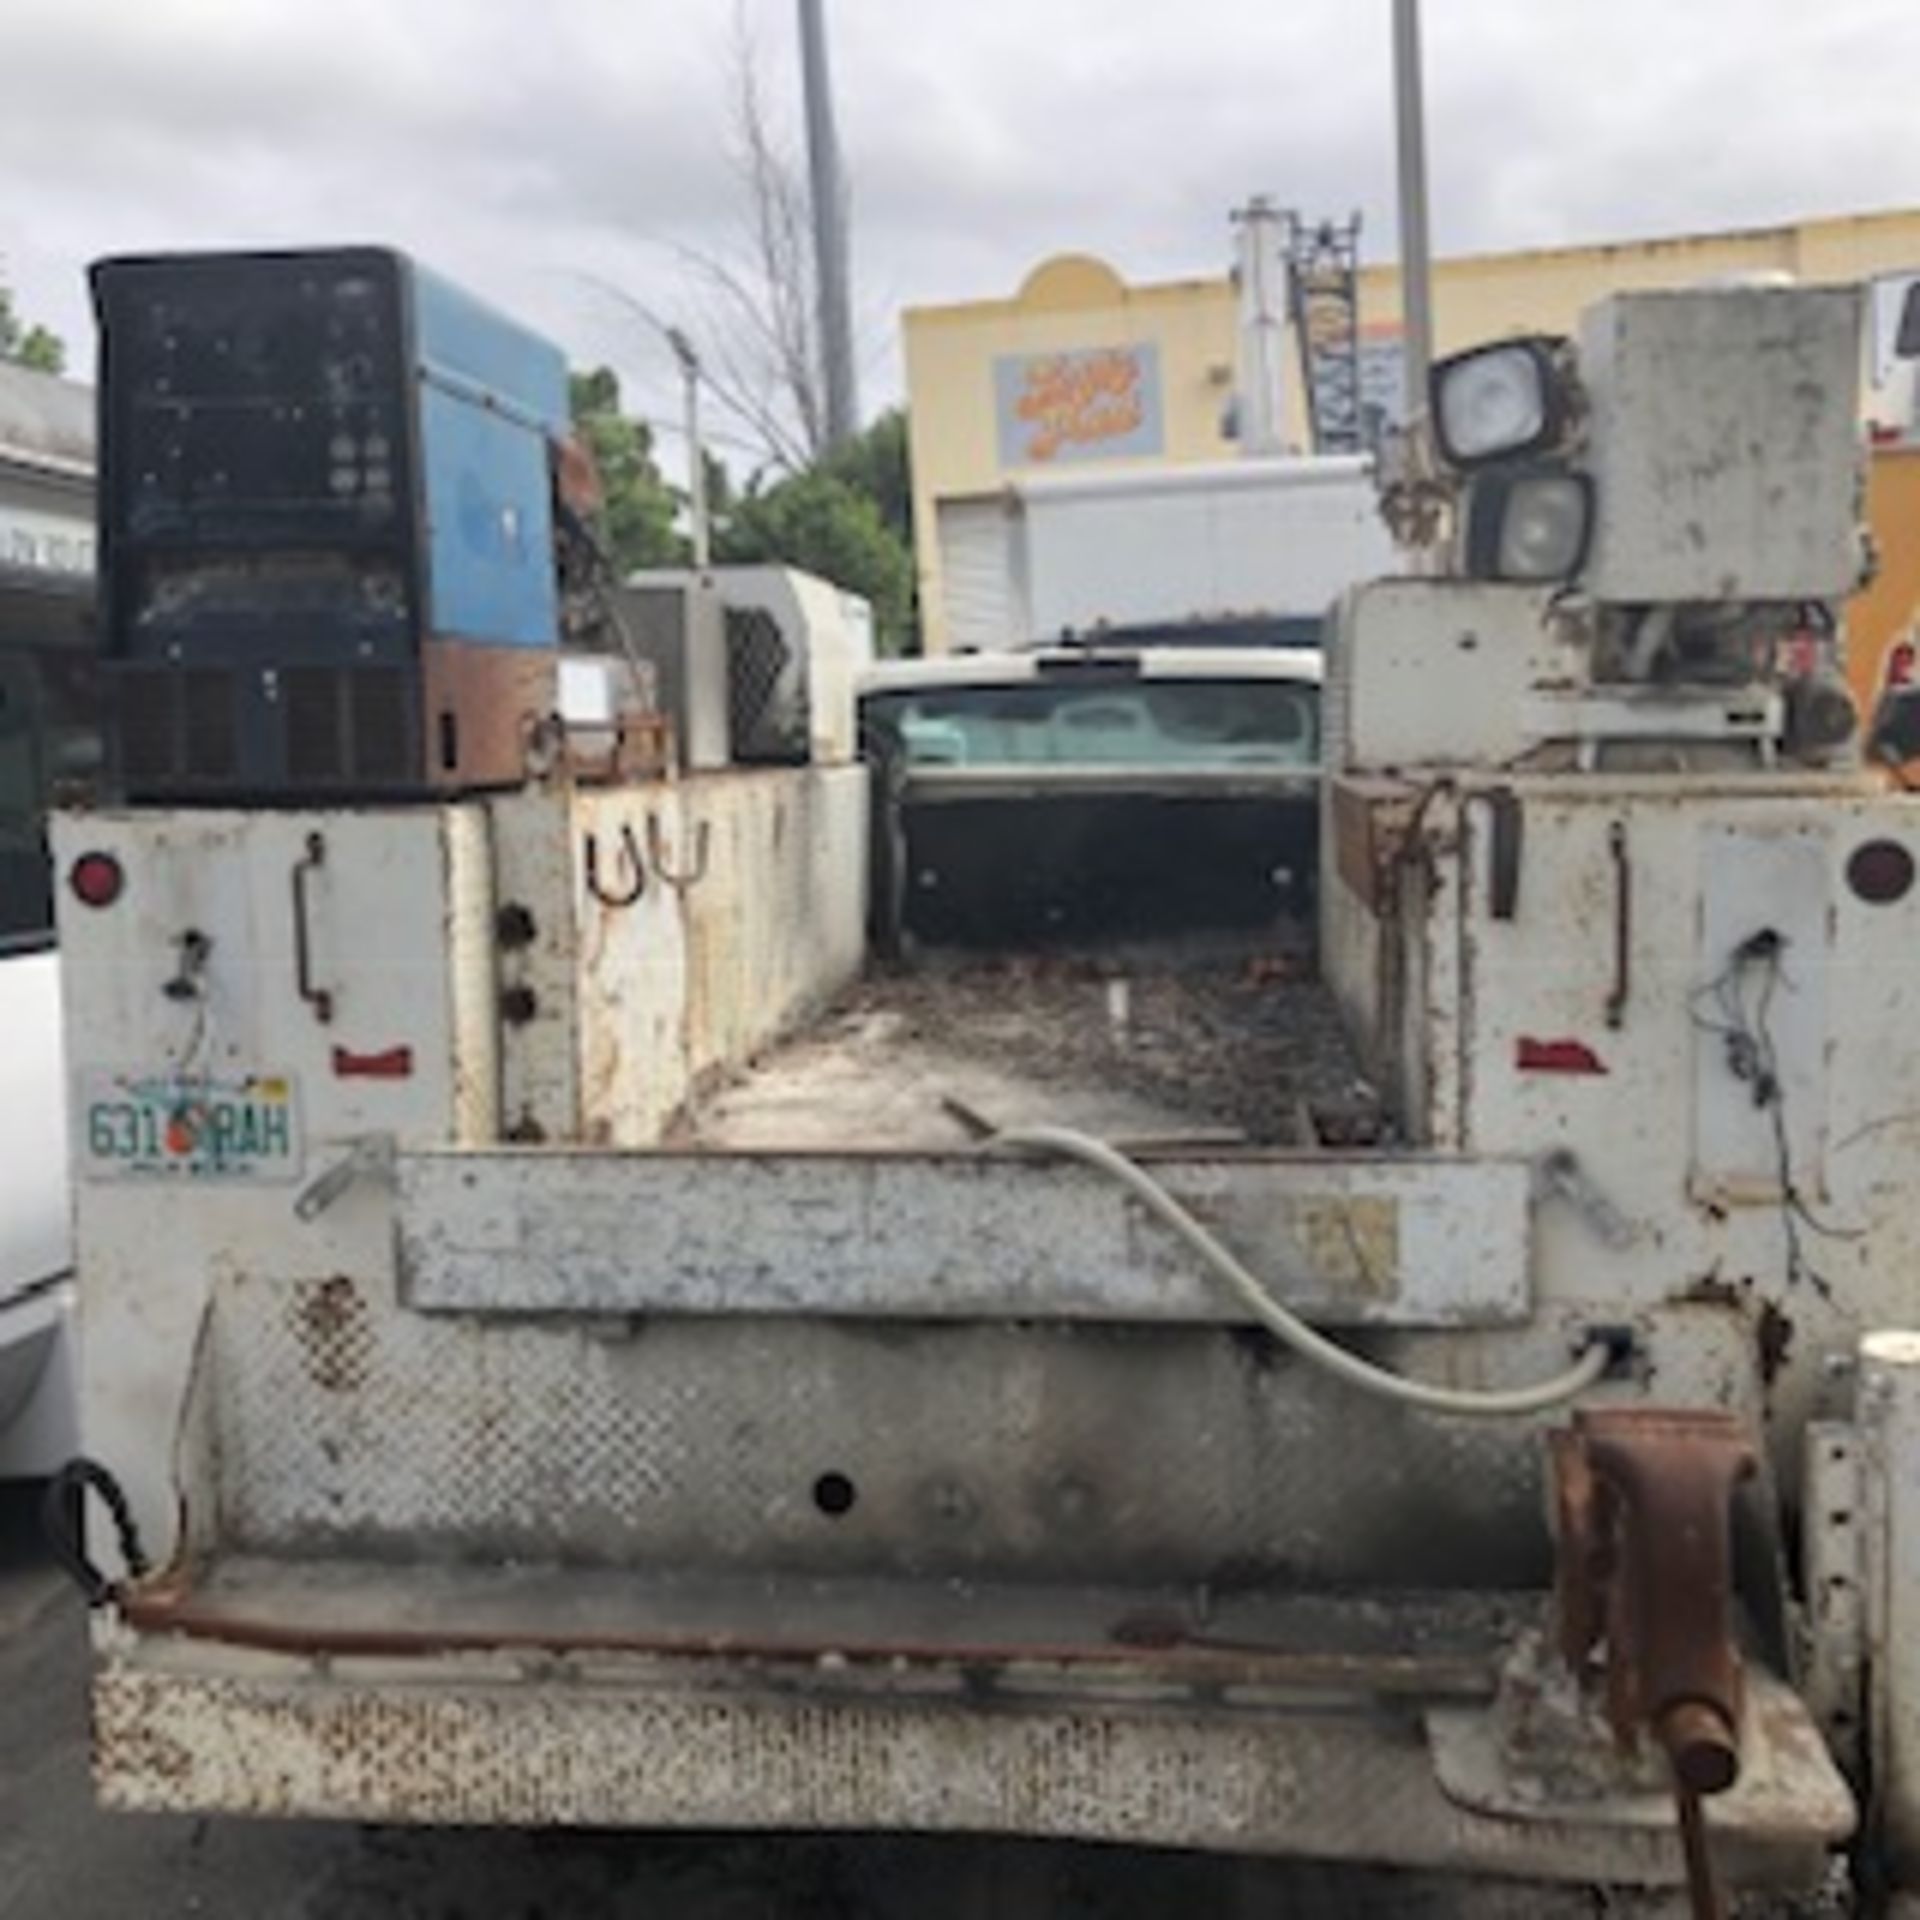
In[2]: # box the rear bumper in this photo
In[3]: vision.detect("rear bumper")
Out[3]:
[93,1622,1851,1896]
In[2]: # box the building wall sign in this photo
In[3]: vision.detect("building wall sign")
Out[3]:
[994,344,1165,465]
[1357,323,1409,443]
[0,500,93,579]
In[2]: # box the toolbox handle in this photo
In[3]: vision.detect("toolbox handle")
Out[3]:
[292,830,335,1025]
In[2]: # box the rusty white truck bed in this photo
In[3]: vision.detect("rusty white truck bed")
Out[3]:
[681,942,1384,1151]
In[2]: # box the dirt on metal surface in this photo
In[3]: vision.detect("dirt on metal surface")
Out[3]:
[687,938,1386,1151]
[0,1494,1843,1919]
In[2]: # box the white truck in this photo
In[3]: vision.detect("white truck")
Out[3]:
[45,280,1920,1915]
[941,455,1392,653]
[0,358,96,1484]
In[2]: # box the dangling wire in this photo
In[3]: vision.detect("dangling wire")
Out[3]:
[1689,929,1862,1302]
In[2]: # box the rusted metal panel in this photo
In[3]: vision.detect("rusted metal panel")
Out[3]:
[571,766,868,1148]
[418,638,558,790]
[396,1149,1531,1327]
[1427,1667,1852,1865]
[206,1274,1578,1581]
[118,1557,1528,1697]
[88,1647,1842,1892]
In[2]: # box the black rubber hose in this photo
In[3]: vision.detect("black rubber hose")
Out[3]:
[41,1457,149,1608]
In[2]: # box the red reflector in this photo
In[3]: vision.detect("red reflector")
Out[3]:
[1889,642,1917,689]
[331,1045,414,1080]
[68,852,125,909]
[1847,839,1916,906]
[1515,1037,1608,1075]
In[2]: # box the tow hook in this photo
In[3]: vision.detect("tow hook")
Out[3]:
[1550,1408,1757,1919]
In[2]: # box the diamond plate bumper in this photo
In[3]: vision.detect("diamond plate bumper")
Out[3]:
[91,1620,1851,1896]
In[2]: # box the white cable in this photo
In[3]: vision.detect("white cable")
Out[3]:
[996,1123,1613,1420]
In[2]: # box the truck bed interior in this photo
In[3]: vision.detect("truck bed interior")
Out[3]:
[684,935,1385,1151]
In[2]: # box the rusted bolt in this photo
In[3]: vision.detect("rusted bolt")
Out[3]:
[495,903,537,949]
[499,984,538,1025]
[1659,1699,1740,1796]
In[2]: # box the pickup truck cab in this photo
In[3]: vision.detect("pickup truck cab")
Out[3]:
[861,644,1323,946]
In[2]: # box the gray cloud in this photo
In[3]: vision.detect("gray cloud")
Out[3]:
[4,0,1917,459]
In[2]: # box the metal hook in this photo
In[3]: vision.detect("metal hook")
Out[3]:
[583,823,647,909]
[646,813,711,894]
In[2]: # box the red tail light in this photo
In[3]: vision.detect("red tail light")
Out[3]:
[68,852,125,909]
[1889,641,1917,689]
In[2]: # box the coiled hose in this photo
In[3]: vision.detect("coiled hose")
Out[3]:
[997,1124,1614,1419]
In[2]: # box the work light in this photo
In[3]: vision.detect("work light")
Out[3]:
[1463,466,1594,583]
[1430,337,1567,468]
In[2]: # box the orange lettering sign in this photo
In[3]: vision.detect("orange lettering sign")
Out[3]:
[1014,349,1149,461]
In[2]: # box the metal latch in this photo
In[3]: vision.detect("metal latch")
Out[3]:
[294,1134,395,1222]
[1532,1147,1638,1249]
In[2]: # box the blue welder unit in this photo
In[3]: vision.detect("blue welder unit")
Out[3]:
[91,246,573,798]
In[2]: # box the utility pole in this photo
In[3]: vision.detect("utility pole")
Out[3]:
[798,0,857,449]
[1391,0,1436,424]
[666,326,711,569]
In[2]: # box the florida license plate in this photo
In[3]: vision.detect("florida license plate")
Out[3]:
[78,1070,303,1183]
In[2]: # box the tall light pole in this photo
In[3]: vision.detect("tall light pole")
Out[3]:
[798,0,857,448]
[665,326,711,569]
[1391,0,1436,423]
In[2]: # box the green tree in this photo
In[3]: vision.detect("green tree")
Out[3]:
[0,281,65,375]
[820,408,911,547]
[568,367,686,573]
[713,410,919,653]
[718,467,914,654]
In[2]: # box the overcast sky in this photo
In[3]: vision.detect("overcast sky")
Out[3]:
[4,0,1917,463]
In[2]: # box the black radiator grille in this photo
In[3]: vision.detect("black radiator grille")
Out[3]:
[181,670,238,781]
[111,664,417,794]
[285,667,341,784]
[348,667,411,782]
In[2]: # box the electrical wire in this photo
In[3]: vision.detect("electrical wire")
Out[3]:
[994,1123,1614,1419]
[1688,930,1860,1301]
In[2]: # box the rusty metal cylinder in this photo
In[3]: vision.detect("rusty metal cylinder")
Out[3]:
[1659,1699,1740,1797]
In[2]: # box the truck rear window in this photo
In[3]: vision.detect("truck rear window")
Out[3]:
[870,678,1318,771]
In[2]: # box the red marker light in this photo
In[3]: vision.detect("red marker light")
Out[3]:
[68,851,125,909]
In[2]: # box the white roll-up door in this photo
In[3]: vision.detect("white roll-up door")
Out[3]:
[936,497,1022,653]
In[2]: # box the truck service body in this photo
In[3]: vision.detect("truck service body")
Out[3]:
[44,255,1920,1913]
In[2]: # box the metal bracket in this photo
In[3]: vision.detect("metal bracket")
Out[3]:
[1532,1147,1637,1249]
[583,824,647,909]
[294,1134,396,1223]
[1552,1408,1757,1791]
[646,813,711,894]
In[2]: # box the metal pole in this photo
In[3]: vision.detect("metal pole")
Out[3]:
[667,328,710,570]
[1232,196,1288,455]
[798,0,858,448]
[1391,0,1435,422]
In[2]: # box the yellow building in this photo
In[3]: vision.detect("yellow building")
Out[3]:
[904,207,1920,653]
